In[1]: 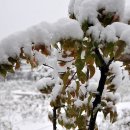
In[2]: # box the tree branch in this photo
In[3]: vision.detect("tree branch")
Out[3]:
[53,105,65,130]
[94,47,106,66]
[53,107,57,130]
[66,72,77,88]
[58,59,75,63]
[88,48,114,130]
[42,64,66,74]
[43,64,54,69]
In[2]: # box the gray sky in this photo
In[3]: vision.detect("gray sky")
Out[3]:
[0,0,70,40]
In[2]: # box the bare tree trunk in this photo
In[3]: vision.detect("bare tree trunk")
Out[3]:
[53,107,57,130]
[88,48,113,130]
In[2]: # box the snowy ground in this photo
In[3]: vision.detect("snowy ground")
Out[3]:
[0,80,52,130]
[1,79,130,130]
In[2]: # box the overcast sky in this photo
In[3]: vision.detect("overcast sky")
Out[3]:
[0,0,70,40]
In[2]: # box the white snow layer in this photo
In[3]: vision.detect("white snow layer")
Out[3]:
[87,22,130,52]
[109,61,123,88]
[1,0,130,65]
[0,18,83,64]
[68,0,125,24]
[121,0,130,23]
[68,0,130,53]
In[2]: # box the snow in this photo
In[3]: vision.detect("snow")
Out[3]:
[117,102,130,110]
[58,113,75,125]
[121,0,130,23]
[87,81,98,93]
[104,92,119,104]
[1,0,130,130]
[52,18,83,42]
[100,24,118,43]
[109,61,123,88]
[87,21,130,54]
[99,0,125,17]
[66,80,76,93]
[74,99,83,107]
[0,18,83,64]
[80,84,87,95]
[35,77,55,91]
[51,78,63,101]
[120,29,130,53]
[27,18,83,45]
[97,102,130,130]
[68,0,75,15]
[1,63,130,130]
[68,0,125,24]
[87,22,130,44]
[87,23,103,42]
[0,0,130,66]
[14,121,52,130]
[68,0,130,53]
[69,0,99,24]
[0,79,52,130]
[111,22,130,37]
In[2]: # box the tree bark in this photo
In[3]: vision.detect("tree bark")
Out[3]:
[88,65,108,130]
[53,107,57,130]
[88,48,113,130]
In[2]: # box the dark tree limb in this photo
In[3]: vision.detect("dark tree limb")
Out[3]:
[53,105,65,130]
[53,107,57,130]
[94,48,106,66]
[66,72,77,88]
[88,48,114,130]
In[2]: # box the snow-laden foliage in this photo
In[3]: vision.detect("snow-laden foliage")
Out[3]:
[1,0,130,129]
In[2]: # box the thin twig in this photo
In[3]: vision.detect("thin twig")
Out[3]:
[66,72,77,88]
[58,59,75,63]
[94,47,106,66]
[107,57,114,66]
[42,64,65,74]
[43,64,54,69]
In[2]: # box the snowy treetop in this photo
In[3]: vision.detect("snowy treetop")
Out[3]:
[68,0,125,24]
[69,0,130,54]
[0,0,130,66]
[0,18,83,64]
